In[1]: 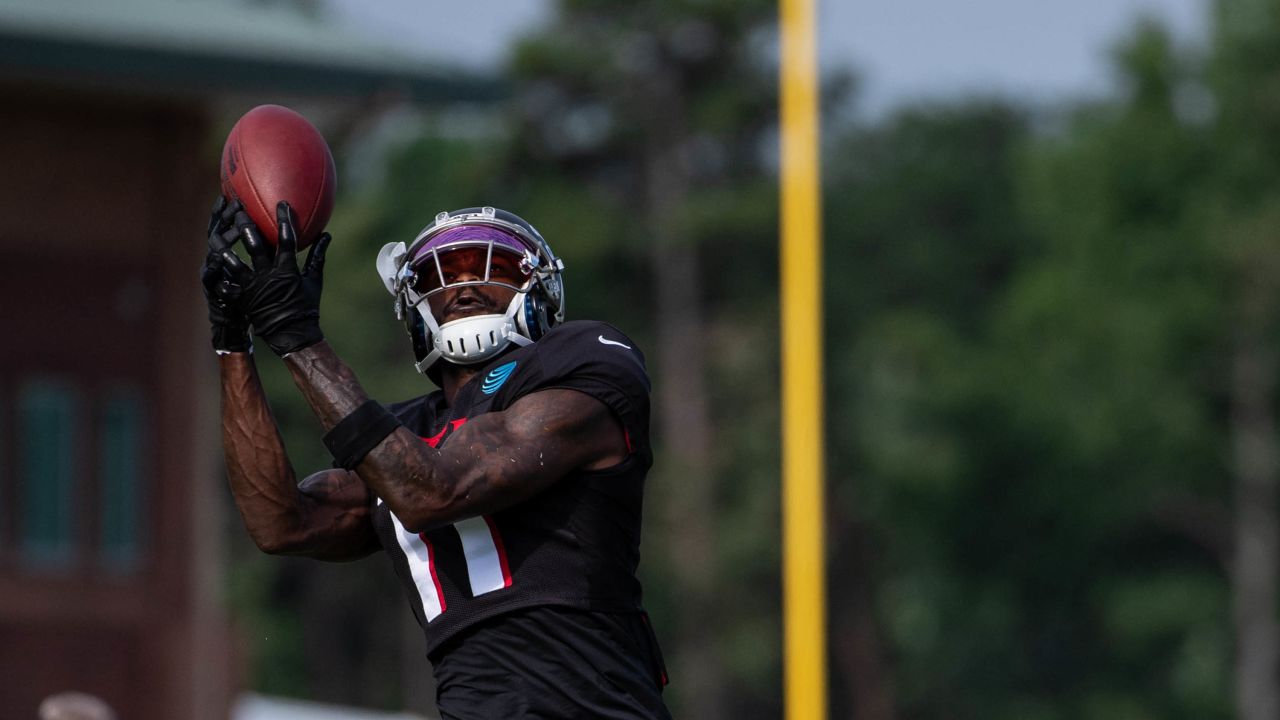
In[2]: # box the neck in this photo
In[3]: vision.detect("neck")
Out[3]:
[440,363,484,406]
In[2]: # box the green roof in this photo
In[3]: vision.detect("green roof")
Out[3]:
[0,0,504,101]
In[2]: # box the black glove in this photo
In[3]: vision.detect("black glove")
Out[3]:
[202,197,252,353]
[219,201,332,356]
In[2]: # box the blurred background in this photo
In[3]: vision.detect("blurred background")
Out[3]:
[5,0,1275,718]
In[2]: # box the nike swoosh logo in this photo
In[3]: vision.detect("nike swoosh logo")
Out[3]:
[598,335,632,349]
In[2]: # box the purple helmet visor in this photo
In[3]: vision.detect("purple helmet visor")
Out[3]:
[408,225,534,296]
[410,225,531,265]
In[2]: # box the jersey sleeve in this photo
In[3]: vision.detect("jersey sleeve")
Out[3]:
[499,321,652,455]
[385,393,437,436]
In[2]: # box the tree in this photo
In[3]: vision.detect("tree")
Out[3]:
[824,99,1037,718]
[1207,1,1280,715]
[818,13,1267,717]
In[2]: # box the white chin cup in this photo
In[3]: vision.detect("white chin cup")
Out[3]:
[417,293,532,367]
[433,313,515,363]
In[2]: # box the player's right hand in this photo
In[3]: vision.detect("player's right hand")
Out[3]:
[217,201,330,357]
[202,196,253,354]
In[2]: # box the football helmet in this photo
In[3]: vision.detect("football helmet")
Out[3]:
[376,206,565,377]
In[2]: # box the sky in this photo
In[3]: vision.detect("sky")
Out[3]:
[326,0,1209,115]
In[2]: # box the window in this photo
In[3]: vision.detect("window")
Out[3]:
[19,380,77,568]
[99,388,145,571]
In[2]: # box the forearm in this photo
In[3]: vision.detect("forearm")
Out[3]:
[283,342,459,528]
[219,352,307,551]
[280,346,613,533]
[282,340,370,429]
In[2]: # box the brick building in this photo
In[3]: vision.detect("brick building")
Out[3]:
[0,2,494,717]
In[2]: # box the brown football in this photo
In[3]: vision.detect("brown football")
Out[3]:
[219,104,336,248]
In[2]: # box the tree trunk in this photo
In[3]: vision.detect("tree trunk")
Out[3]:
[644,96,727,717]
[831,505,897,720]
[1231,268,1280,720]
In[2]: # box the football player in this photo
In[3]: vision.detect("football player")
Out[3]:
[202,199,669,719]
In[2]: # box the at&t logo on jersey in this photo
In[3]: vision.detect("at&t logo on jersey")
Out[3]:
[482,361,518,395]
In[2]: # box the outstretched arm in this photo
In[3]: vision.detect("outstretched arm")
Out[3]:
[219,353,379,560]
[284,342,627,533]
[205,198,376,561]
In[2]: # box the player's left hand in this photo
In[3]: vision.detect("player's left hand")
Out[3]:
[202,196,252,353]
[218,201,332,356]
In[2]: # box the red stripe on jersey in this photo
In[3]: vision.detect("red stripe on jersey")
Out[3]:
[420,532,447,614]
[624,428,634,454]
[482,515,513,588]
[422,417,469,448]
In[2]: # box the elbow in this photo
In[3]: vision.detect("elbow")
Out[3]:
[398,518,428,535]
[248,528,302,556]
[382,468,477,534]
[396,508,445,535]
[392,496,459,535]
[253,534,291,556]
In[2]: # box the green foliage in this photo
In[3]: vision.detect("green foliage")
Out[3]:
[819,11,1263,720]
[225,539,309,697]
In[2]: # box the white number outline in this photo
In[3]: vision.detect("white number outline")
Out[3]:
[388,421,514,622]
[390,510,512,622]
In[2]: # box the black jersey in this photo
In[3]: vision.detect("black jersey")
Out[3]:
[431,606,670,719]
[370,320,656,658]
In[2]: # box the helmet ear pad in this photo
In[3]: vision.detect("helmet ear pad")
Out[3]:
[410,311,432,362]
[516,291,555,342]
[399,294,432,363]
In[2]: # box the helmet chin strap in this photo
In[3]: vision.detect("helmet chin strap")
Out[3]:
[413,292,532,374]
[414,347,442,376]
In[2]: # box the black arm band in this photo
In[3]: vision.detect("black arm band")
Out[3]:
[323,400,402,470]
